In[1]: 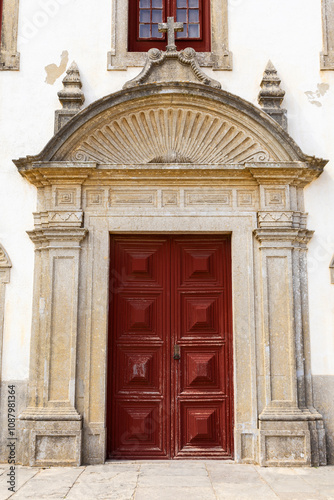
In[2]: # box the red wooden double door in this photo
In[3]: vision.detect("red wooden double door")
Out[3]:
[108,235,233,459]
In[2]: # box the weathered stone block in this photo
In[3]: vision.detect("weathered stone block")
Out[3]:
[260,421,311,467]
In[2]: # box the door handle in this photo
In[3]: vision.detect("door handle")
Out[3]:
[173,345,181,360]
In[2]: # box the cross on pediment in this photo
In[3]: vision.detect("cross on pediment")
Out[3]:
[158,17,184,52]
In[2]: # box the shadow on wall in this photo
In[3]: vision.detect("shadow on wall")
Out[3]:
[313,376,334,464]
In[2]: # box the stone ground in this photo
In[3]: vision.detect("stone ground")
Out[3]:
[0,462,333,500]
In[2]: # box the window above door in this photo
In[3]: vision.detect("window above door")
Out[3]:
[129,0,211,53]
[108,0,232,71]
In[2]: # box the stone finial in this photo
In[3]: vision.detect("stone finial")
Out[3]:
[258,60,287,131]
[55,62,85,133]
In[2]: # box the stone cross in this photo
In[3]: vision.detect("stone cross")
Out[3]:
[158,17,184,52]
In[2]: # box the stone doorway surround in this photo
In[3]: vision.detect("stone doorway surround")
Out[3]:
[14,61,328,467]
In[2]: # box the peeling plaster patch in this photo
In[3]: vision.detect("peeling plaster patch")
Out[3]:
[45,50,69,85]
[305,83,330,107]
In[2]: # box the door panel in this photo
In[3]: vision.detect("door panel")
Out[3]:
[109,237,170,458]
[172,237,232,458]
[108,235,233,459]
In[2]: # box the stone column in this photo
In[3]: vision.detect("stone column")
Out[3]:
[255,211,326,466]
[19,197,87,466]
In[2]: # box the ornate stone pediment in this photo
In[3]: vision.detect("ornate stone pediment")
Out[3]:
[14,83,326,172]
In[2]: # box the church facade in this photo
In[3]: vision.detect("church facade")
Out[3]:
[1,0,334,467]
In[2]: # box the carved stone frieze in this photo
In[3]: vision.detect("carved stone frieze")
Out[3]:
[257,211,310,231]
[32,210,84,231]
[258,211,294,228]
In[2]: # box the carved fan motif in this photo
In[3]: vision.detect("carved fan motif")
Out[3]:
[70,107,271,164]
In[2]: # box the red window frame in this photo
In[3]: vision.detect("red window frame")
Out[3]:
[128,0,211,53]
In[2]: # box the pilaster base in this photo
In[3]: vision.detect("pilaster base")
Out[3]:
[18,409,82,467]
[260,420,311,467]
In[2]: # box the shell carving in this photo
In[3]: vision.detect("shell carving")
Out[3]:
[70,108,271,164]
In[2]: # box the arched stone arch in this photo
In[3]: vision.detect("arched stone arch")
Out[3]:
[15,81,327,468]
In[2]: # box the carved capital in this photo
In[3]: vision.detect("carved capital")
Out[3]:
[255,227,313,248]
[28,227,87,249]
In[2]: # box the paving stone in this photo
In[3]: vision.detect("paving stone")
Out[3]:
[275,493,328,500]
[213,482,279,499]
[256,467,321,494]
[134,486,216,500]
[10,467,83,500]
[138,473,211,488]
[0,467,39,500]
[0,462,333,500]
[65,467,139,500]
[139,464,208,477]
[207,463,262,484]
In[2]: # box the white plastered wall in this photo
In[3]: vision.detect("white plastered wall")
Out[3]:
[0,0,333,383]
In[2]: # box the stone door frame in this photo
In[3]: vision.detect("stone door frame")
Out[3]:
[15,83,327,467]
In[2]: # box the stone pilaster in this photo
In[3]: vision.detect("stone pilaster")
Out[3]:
[0,244,11,388]
[255,212,326,466]
[18,182,87,466]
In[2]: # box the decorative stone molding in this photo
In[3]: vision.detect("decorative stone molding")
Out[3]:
[14,80,328,467]
[55,62,85,133]
[0,244,11,397]
[18,181,87,466]
[108,0,232,71]
[321,0,334,69]
[0,0,20,70]
[124,47,221,89]
[254,224,326,466]
[13,84,326,168]
[258,61,287,131]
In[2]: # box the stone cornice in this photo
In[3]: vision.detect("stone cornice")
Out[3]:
[16,161,323,188]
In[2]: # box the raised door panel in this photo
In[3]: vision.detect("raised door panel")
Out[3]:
[172,237,233,458]
[109,237,170,458]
